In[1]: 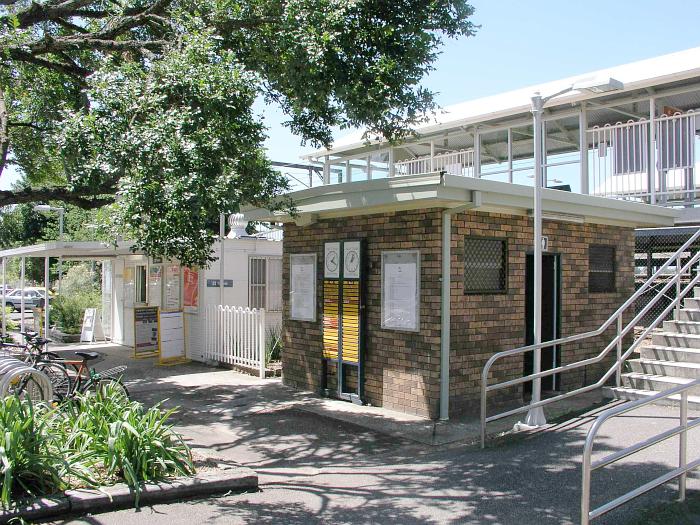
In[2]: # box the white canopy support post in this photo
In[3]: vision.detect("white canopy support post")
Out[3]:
[579,103,589,194]
[57,256,63,295]
[44,256,50,337]
[20,256,25,333]
[219,213,225,306]
[1,257,6,337]
[525,93,547,427]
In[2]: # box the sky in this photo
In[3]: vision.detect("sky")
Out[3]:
[2,0,700,190]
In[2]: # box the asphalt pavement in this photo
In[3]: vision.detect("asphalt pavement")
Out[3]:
[36,343,700,525]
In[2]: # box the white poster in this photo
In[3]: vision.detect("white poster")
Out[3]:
[382,251,420,331]
[290,254,316,321]
[148,265,162,308]
[164,264,181,310]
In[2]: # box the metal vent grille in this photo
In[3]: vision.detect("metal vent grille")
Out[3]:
[589,245,616,292]
[464,237,507,293]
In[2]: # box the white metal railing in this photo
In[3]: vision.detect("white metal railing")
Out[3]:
[203,305,266,378]
[394,149,475,177]
[589,111,698,203]
[480,228,700,447]
[581,379,700,524]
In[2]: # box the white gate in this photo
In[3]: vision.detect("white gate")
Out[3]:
[203,305,266,378]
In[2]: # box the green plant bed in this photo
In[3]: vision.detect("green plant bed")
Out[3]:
[0,384,194,508]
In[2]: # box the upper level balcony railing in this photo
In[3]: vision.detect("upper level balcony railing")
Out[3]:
[316,108,700,210]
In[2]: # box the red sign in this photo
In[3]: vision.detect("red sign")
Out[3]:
[183,267,199,308]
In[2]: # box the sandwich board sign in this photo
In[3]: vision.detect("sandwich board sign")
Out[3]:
[80,308,105,343]
[158,310,188,365]
[134,306,159,357]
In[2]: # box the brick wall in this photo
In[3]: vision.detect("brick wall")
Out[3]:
[282,208,635,419]
[282,209,444,417]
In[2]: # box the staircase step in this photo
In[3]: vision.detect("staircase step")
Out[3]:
[621,371,699,393]
[679,309,700,321]
[663,320,700,335]
[629,358,700,378]
[685,298,700,310]
[641,345,700,363]
[603,386,700,409]
[651,332,700,348]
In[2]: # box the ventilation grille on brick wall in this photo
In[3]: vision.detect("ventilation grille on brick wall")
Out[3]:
[464,237,507,293]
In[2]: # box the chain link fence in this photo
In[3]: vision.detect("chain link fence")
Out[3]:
[634,226,700,336]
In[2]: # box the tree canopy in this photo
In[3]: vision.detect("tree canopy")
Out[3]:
[0,0,477,266]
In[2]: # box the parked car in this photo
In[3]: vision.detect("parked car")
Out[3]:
[2,288,50,311]
[0,285,14,296]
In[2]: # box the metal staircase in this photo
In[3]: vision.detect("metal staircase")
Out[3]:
[605,286,700,408]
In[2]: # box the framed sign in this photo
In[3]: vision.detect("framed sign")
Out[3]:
[134,306,160,357]
[290,253,316,321]
[159,310,188,365]
[343,241,361,279]
[164,264,181,310]
[148,265,162,307]
[183,267,199,312]
[324,242,340,278]
[381,250,420,332]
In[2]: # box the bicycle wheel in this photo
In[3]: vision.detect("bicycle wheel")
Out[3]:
[8,374,46,403]
[93,378,130,401]
[35,361,72,401]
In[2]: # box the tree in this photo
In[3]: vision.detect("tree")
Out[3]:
[0,0,477,266]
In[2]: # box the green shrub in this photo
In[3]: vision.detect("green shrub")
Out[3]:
[265,325,282,365]
[51,291,100,334]
[0,387,194,508]
[0,397,67,506]
[1,307,17,342]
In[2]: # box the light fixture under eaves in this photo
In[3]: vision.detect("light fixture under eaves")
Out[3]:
[527,210,585,224]
[574,77,624,94]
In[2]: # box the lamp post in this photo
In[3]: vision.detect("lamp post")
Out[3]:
[523,78,623,428]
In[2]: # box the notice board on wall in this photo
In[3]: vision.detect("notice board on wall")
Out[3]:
[134,306,159,357]
[159,310,188,365]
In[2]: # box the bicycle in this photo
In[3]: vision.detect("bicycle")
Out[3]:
[57,351,130,400]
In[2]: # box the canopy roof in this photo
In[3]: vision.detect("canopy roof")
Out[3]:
[0,241,136,260]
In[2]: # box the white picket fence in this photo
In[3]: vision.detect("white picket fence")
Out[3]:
[203,305,266,378]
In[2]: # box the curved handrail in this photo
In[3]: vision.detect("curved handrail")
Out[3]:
[480,226,700,446]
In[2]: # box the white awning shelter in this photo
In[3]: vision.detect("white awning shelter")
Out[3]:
[0,241,137,339]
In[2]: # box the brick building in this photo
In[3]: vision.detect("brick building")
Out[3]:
[244,173,676,419]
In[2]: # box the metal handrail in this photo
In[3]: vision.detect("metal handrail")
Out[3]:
[581,378,700,524]
[480,227,700,447]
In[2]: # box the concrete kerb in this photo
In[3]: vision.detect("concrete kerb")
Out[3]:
[0,468,258,524]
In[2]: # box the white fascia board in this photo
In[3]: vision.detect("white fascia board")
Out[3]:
[243,174,678,228]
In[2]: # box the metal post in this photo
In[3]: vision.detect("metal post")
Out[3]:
[346,160,351,183]
[388,148,395,178]
[616,316,622,387]
[649,97,657,205]
[44,256,50,337]
[580,103,589,194]
[219,213,225,306]
[474,131,481,178]
[366,155,372,180]
[440,209,451,421]
[676,260,682,321]
[57,208,64,294]
[430,141,435,172]
[323,155,330,185]
[680,390,688,502]
[259,308,266,379]
[507,127,513,183]
[581,445,592,525]
[525,93,547,427]
[1,257,5,337]
[20,256,25,333]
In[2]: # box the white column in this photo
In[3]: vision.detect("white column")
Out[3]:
[474,131,481,178]
[580,104,589,194]
[323,155,330,185]
[525,93,547,427]
[440,209,451,420]
[648,97,657,204]
[346,160,351,183]
[430,140,435,172]
[507,127,513,183]
[366,155,372,180]
[388,148,395,178]
[20,256,25,333]
[219,214,225,306]
[44,256,50,337]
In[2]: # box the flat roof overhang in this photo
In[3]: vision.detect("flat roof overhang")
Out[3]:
[0,241,137,259]
[242,174,679,229]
